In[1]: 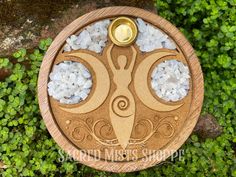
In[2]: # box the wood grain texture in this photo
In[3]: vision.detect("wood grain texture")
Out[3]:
[37,6,204,173]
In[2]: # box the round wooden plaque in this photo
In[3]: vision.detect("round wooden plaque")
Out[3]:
[38,6,204,172]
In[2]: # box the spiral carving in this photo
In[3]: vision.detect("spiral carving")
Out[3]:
[112,96,132,118]
[93,119,115,140]
[72,127,86,142]
[157,122,175,138]
[133,119,153,139]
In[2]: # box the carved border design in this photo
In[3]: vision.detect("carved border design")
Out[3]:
[66,115,178,148]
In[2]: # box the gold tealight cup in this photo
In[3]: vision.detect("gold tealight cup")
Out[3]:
[109,17,138,47]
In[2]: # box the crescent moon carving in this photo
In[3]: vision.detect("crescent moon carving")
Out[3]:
[60,53,110,114]
[134,51,183,111]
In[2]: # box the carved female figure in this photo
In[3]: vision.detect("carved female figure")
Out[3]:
[107,44,137,149]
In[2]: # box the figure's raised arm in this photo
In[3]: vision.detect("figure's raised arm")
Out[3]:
[107,44,116,72]
[128,45,137,72]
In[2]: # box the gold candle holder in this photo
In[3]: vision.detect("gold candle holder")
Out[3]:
[109,17,138,47]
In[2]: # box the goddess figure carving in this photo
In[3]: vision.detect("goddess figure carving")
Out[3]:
[107,44,137,149]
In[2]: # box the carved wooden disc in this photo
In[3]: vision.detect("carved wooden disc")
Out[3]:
[38,6,204,172]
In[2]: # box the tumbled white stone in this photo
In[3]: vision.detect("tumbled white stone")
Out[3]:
[47,61,92,104]
[163,38,176,50]
[83,80,92,89]
[151,60,190,102]
[137,18,146,32]
[75,30,91,49]
[64,19,110,53]
[81,69,91,79]
[136,18,177,52]
[79,90,89,100]
[64,43,71,52]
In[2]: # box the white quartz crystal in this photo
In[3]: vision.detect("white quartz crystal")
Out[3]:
[151,60,190,102]
[64,20,110,53]
[48,61,92,104]
[136,18,176,52]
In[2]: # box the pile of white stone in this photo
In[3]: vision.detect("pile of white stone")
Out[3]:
[136,18,176,52]
[64,20,110,53]
[151,60,190,102]
[48,61,92,104]
[63,18,176,53]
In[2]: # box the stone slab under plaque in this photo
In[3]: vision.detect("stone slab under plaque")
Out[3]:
[38,6,204,173]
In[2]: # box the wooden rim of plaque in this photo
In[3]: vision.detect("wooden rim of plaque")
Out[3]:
[37,6,204,173]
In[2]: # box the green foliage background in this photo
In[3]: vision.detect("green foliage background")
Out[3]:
[0,0,236,176]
